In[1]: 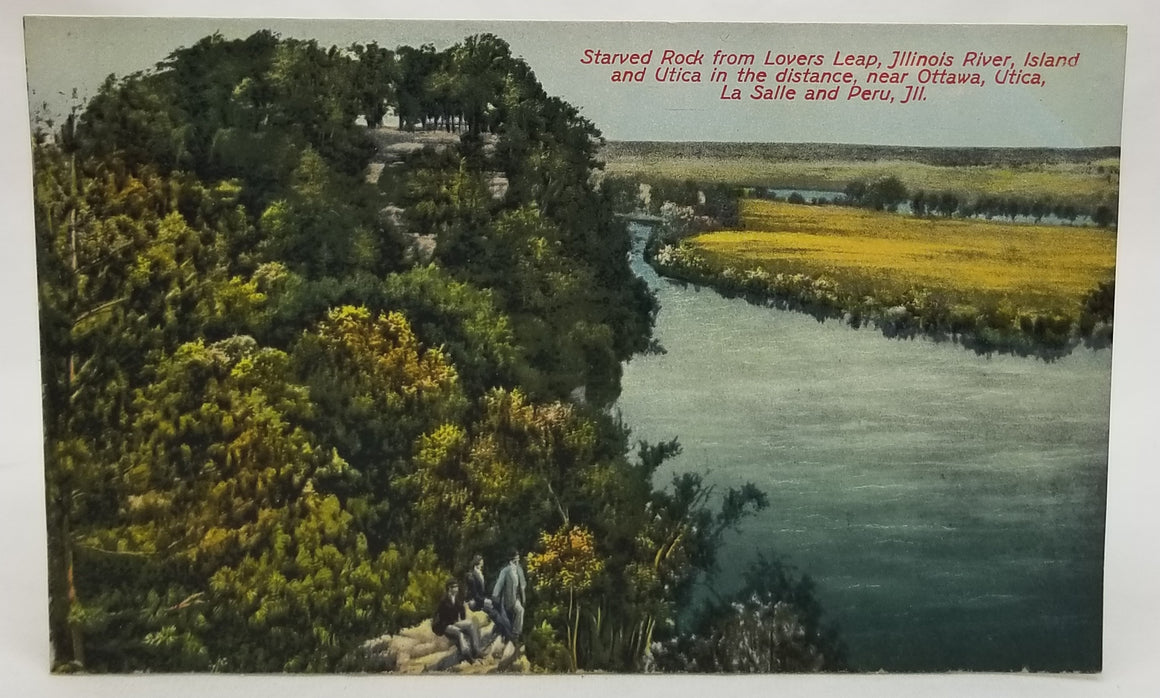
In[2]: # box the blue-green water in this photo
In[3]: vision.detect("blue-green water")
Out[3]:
[616,225,1110,671]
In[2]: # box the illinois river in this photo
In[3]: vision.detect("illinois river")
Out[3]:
[615,224,1110,671]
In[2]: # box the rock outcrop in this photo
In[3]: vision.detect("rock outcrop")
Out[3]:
[356,610,530,674]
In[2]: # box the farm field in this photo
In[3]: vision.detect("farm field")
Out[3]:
[688,199,1117,315]
[603,142,1119,206]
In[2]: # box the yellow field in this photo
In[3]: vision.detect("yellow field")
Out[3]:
[688,199,1116,312]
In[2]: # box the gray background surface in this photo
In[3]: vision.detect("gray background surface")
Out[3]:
[1,1,1156,696]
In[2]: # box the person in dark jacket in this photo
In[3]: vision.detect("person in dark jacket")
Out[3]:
[432,579,482,662]
[465,554,488,607]
[465,554,514,646]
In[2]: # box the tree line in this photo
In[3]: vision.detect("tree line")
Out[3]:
[33,31,842,673]
[611,173,1118,229]
[842,176,1118,228]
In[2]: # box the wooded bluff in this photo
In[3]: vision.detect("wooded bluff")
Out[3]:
[32,30,843,674]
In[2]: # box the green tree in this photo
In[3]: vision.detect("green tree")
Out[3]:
[655,555,847,672]
[910,189,927,217]
[1092,203,1116,228]
[74,31,375,209]
[292,306,466,545]
[32,138,265,668]
[453,34,512,134]
[866,176,908,212]
[379,265,522,398]
[394,43,440,130]
[351,42,398,128]
[526,525,605,670]
[258,148,399,280]
[398,388,597,564]
[96,336,445,671]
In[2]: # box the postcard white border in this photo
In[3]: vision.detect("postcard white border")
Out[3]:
[2,2,1156,697]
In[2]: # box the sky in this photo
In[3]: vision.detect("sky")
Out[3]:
[23,18,1126,148]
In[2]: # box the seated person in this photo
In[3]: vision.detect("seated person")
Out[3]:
[465,554,514,644]
[432,579,482,662]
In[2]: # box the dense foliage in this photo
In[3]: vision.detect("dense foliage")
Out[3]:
[34,31,820,673]
[654,555,847,673]
[843,177,1118,228]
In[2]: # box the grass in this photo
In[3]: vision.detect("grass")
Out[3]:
[605,156,1118,206]
[689,199,1116,315]
[651,199,1116,357]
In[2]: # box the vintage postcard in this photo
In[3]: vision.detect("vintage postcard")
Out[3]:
[20,15,1125,680]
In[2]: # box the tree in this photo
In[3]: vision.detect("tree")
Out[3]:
[910,190,927,217]
[395,43,439,130]
[292,306,466,546]
[398,388,597,564]
[257,148,399,280]
[866,176,908,212]
[351,42,398,128]
[32,138,264,668]
[655,555,847,672]
[74,31,376,208]
[379,265,522,398]
[1079,279,1114,347]
[936,191,960,217]
[453,34,512,134]
[1092,203,1116,228]
[96,336,445,671]
[526,525,605,670]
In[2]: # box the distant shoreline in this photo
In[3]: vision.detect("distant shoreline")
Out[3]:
[602,140,1120,166]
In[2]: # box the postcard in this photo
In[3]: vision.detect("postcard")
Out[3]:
[17,13,1128,683]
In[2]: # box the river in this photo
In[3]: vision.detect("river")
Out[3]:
[615,224,1110,672]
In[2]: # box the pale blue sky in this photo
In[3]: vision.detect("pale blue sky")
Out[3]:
[24,17,1125,147]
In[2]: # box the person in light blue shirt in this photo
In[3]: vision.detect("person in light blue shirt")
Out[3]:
[492,549,527,640]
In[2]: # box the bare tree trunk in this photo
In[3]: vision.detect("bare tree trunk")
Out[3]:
[64,154,84,668]
[64,513,85,666]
